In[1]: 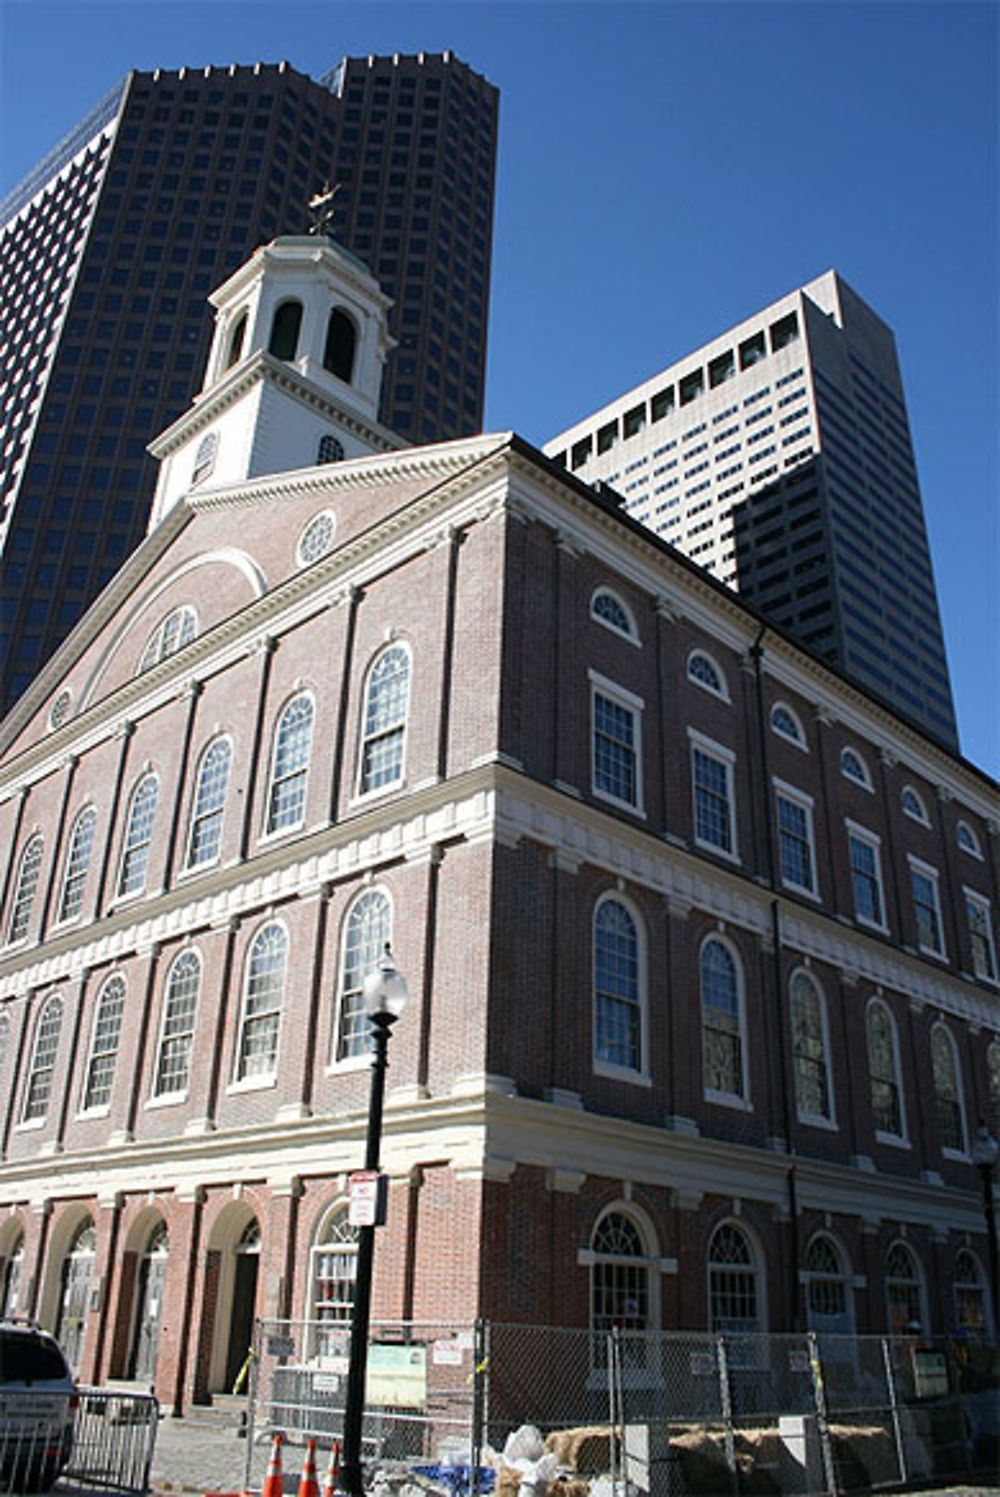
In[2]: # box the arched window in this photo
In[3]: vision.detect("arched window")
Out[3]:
[139,605,197,672]
[187,738,232,867]
[118,772,159,897]
[323,308,357,382]
[805,1235,852,1332]
[298,511,336,565]
[591,589,637,642]
[311,1205,359,1357]
[590,1211,652,1363]
[931,1023,967,1154]
[335,890,391,1061]
[359,645,410,794]
[226,310,248,369]
[790,971,832,1122]
[266,695,314,833]
[901,786,929,825]
[22,994,63,1122]
[771,702,805,747]
[885,1241,924,1335]
[317,434,345,466]
[58,807,97,923]
[954,1249,990,1336]
[708,1222,761,1334]
[49,689,72,730]
[866,999,905,1139]
[235,924,287,1082]
[593,898,643,1074]
[957,820,983,859]
[6,834,43,944]
[840,747,872,790]
[82,974,125,1112]
[191,431,219,486]
[153,951,201,1098]
[701,938,746,1101]
[269,299,302,360]
[687,650,728,700]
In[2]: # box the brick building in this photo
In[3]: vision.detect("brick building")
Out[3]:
[0,237,997,1415]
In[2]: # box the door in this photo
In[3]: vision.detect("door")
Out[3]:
[57,1223,96,1373]
[224,1222,260,1393]
[129,1225,168,1382]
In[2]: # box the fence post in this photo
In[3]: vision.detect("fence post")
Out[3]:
[807,1331,838,1496]
[244,1317,262,1497]
[607,1330,619,1497]
[716,1336,737,1489]
[471,1318,487,1497]
[881,1337,907,1485]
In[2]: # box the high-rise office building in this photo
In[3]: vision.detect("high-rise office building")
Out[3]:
[0,52,498,713]
[545,272,958,749]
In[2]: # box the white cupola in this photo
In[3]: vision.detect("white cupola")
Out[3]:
[147,235,403,529]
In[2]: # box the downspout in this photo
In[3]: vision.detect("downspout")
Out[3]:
[749,623,801,1330]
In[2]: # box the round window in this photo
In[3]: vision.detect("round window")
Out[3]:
[298,511,336,566]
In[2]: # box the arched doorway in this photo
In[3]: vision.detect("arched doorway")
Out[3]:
[0,1230,24,1318]
[57,1221,96,1372]
[224,1221,260,1393]
[128,1223,168,1383]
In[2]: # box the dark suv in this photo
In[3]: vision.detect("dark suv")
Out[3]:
[0,1321,77,1493]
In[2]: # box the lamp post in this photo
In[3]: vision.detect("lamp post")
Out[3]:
[972,1122,999,1331]
[340,944,408,1497]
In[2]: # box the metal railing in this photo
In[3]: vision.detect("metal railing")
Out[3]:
[245,1319,997,1496]
[0,1387,158,1495]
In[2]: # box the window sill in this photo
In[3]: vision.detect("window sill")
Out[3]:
[226,1073,277,1094]
[14,1117,46,1132]
[855,914,889,935]
[704,1089,752,1112]
[325,1054,371,1075]
[176,856,221,881]
[916,943,948,963]
[694,837,740,865]
[593,787,646,819]
[942,1147,970,1164]
[782,880,820,902]
[796,1111,838,1132]
[257,820,306,848]
[350,779,406,810]
[593,1060,652,1088]
[145,1091,187,1109]
[76,1105,110,1121]
[874,1130,910,1149]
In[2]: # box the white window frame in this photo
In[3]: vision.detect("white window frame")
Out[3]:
[590,588,639,645]
[20,993,63,1125]
[117,772,159,899]
[774,779,819,898]
[6,834,44,946]
[150,950,201,1102]
[687,649,730,701]
[583,1205,662,1383]
[901,785,930,826]
[708,1220,764,1338]
[138,606,197,673]
[592,894,649,1084]
[80,974,125,1116]
[908,855,946,959]
[964,887,998,983]
[331,888,392,1069]
[590,670,645,817]
[232,922,287,1087]
[885,1240,927,1337]
[956,819,983,859]
[700,934,750,1108]
[930,1021,968,1159]
[297,509,337,565]
[185,736,233,869]
[689,729,738,861]
[846,821,887,932]
[357,644,411,799]
[57,807,96,925]
[264,694,315,836]
[789,970,835,1127]
[770,701,807,749]
[840,746,873,791]
[866,997,908,1146]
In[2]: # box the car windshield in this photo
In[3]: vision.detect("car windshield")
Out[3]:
[0,1330,68,1383]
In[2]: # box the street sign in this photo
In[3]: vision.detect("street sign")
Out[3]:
[348,1170,387,1226]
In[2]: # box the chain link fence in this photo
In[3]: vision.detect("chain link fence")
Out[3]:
[245,1320,997,1496]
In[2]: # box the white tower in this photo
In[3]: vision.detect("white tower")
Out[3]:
[147,235,402,528]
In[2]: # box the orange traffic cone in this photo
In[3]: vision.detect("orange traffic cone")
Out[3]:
[297,1438,319,1497]
[321,1441,340,1497]
[261,1433,283,1497]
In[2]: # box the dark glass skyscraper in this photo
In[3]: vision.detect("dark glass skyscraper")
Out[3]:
[0,52,498,712]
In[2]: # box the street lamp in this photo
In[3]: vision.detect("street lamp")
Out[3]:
[340,944,408,1497]
[972,1121,999,1331]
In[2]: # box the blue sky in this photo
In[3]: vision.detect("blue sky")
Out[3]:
[2,0,997,775]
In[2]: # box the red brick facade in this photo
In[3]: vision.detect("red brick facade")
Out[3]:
[0,424,997,1412]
